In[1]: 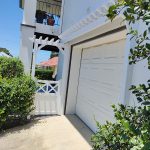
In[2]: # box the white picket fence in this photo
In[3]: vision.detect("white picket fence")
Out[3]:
[34,80,61,115]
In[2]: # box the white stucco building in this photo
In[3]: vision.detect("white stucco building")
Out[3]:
[19,0,63,75]
[19,0,150,132]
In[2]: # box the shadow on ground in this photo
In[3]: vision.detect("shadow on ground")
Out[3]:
[0,115,93,150]
[0,116,52,136]
[65,114,93,146]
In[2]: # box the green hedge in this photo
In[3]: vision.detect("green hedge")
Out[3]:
[0,57,36,131]
[0,76,36,130]
[0,57,24,78]
[35,68,54,80]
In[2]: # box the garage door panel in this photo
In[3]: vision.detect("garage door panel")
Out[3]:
[76,39,125,132]
[78,79,120,95]
[78,77,121,93]
[76,99,115,131]
[76,98,115,120]
[79,65,123,88]
[82,40,124,60]
[77,83,119,105]
[82,57,124,64]
[77,87,119,107]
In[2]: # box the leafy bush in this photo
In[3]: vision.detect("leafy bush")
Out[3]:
[92,103,150,149]
[35,68,54,80]
[92,1,150,150]
[0,76,36,130]
[0,57,36,131]
[0,57,24,78]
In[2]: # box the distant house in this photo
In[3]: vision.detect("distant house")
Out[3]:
[38,56,58,68]
[0,48,12,57]
[0,52,11,58]
[38,56,58,78]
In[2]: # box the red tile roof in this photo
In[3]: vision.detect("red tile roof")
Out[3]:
[39,57,58,67]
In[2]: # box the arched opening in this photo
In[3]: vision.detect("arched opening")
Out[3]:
[30,35,64,80]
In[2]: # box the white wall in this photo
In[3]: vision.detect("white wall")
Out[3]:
[129,60,150,106]
[19,26,35,74]
[62,0,110,32]
[65,46,82,114]
[61,11,150,115]
[57,51,64,80]
[20,0,37,74]
[35,23,60,36]
[23,0,37,26]
[128,21,150,106]
[60,44,71,114]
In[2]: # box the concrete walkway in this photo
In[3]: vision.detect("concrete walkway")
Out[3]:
[0,115,93,150]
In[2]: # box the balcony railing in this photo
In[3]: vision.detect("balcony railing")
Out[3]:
[36,0,61,26]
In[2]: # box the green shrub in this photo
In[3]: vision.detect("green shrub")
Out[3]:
[35,68,54,80]
[0,57,36,131]
[91,104,150,150]
[91,1,150,150]
[0,57,24,78]
[0,76,36,130]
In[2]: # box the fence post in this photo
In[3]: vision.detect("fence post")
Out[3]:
[56,81,62,115]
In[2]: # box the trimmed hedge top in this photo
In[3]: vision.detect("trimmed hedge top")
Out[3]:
[35,68,54,80]
[0,57,24,78]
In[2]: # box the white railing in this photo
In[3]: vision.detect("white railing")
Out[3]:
[36,80,60,95]
[35,23,60,36]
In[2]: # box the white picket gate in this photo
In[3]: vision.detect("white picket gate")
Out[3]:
[34,80,61,115]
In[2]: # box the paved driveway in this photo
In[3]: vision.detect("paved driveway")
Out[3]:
[0,115,93,150]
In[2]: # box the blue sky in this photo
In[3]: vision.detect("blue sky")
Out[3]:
[0,0,50,63]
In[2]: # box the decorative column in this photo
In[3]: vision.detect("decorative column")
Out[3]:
[59,44,71,114]
[20,0,37,74]
[19,26,35,74]
[31,43,38,78]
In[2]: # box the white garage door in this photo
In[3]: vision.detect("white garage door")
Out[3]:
[76,39,126,132]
